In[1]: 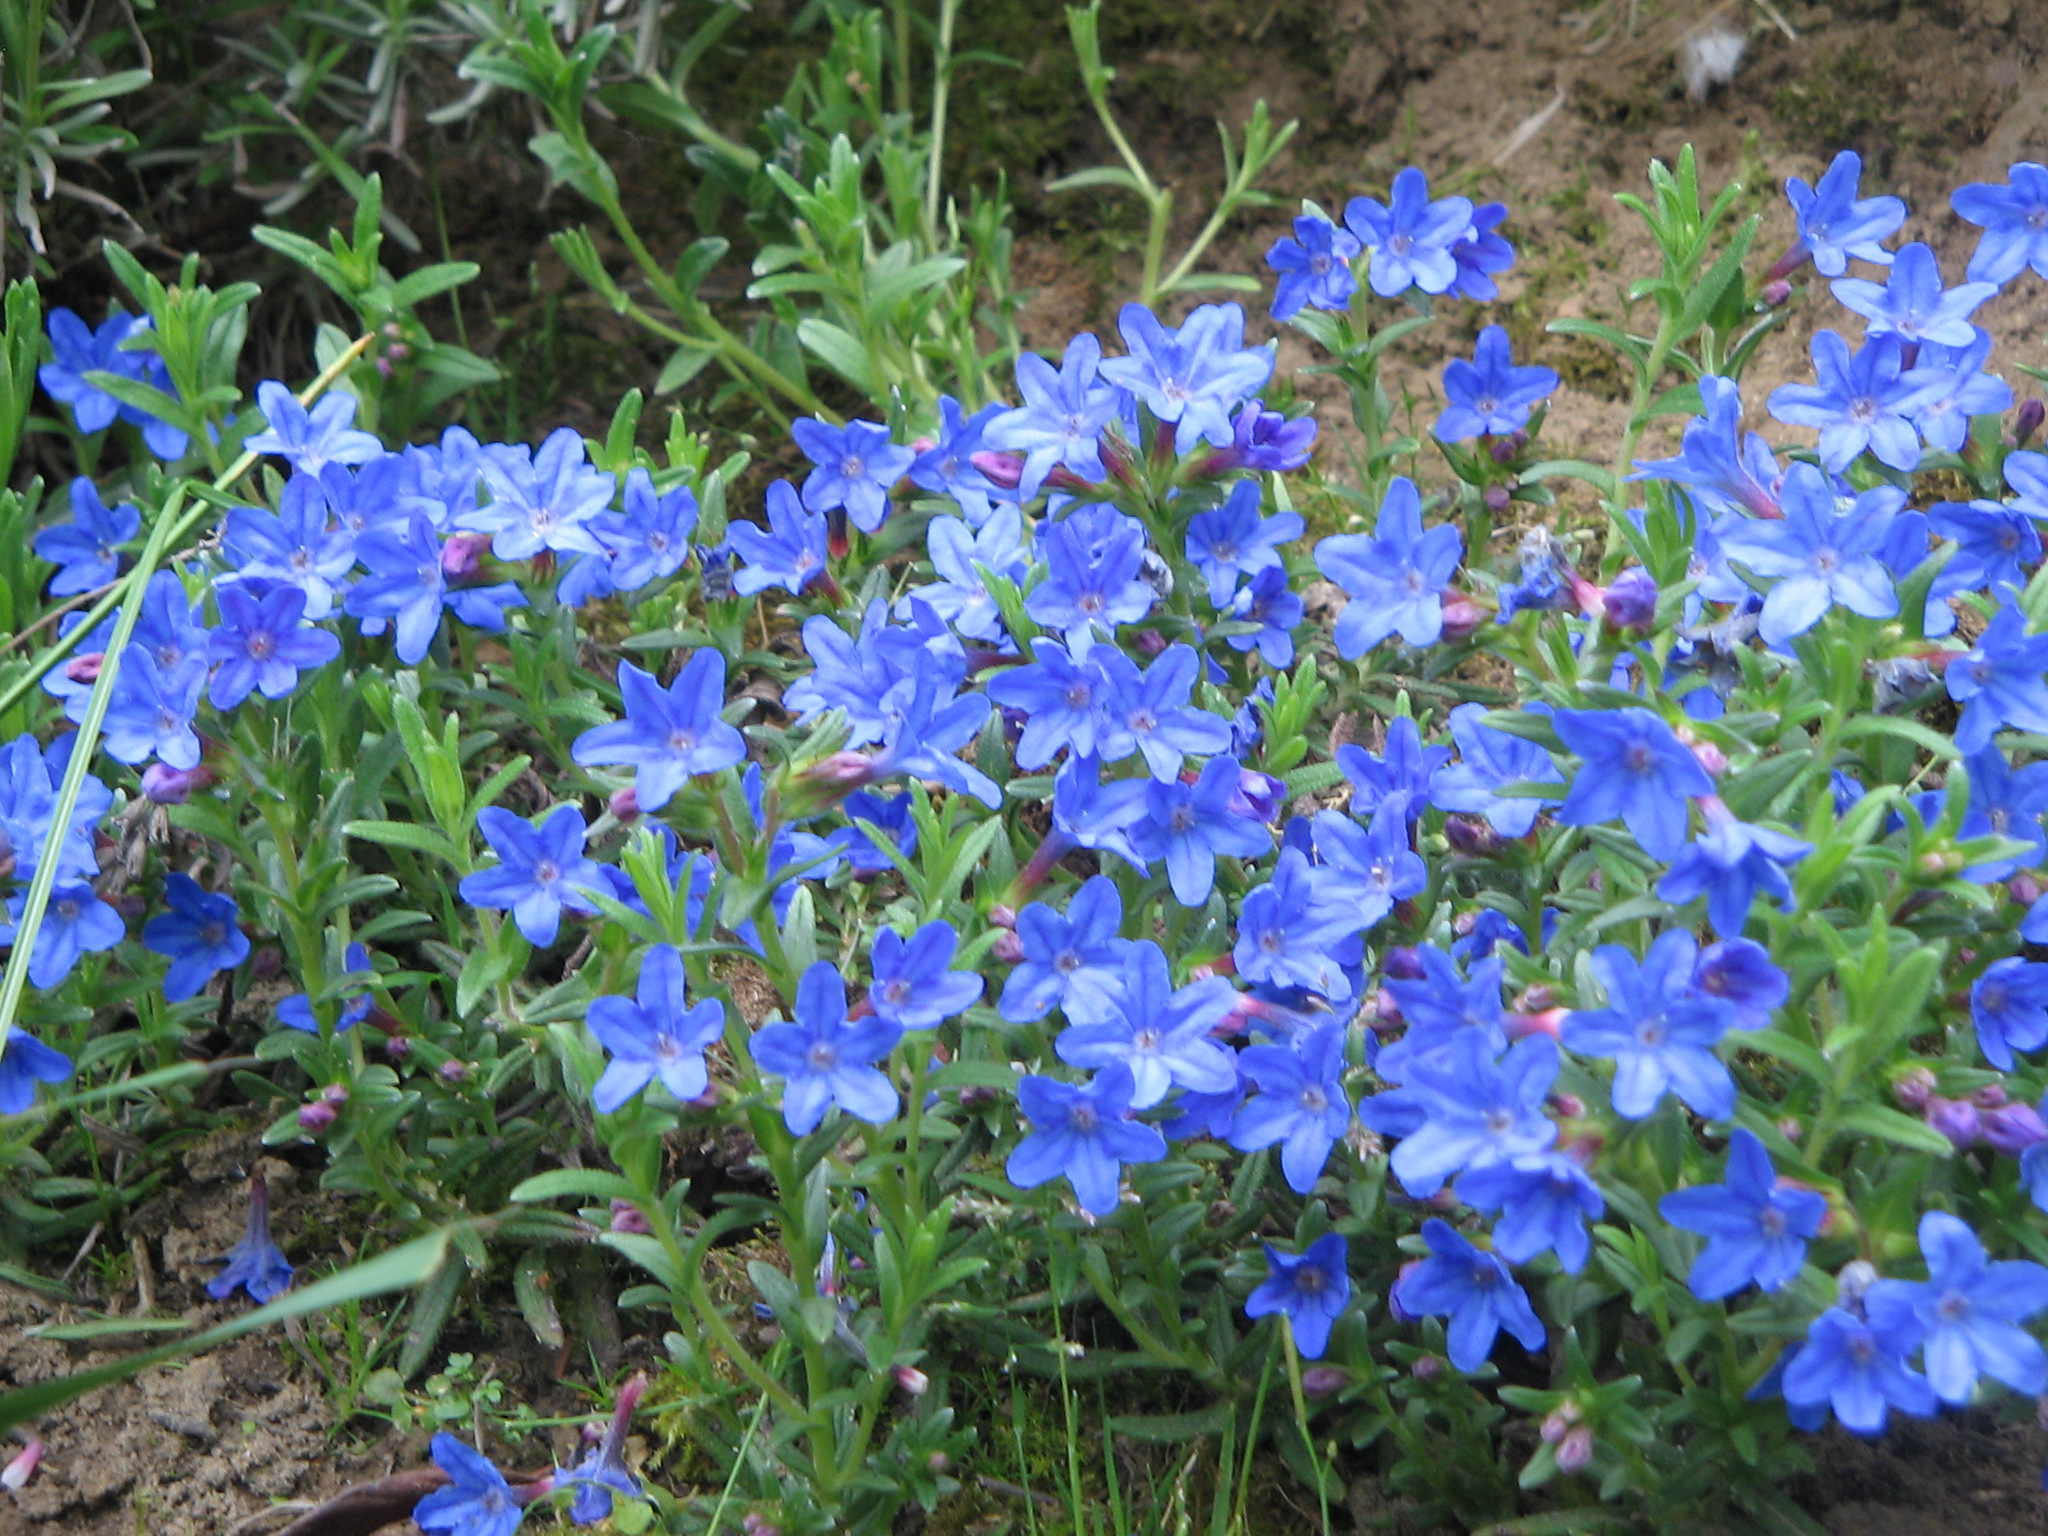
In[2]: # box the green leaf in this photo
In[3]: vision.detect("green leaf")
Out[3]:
[342,820,464,866]
[1831,1103,1955,1157]
[510,1168,638,1205]
[795,319,876,394]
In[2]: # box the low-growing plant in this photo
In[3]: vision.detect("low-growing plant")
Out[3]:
[9,26,2048,1535]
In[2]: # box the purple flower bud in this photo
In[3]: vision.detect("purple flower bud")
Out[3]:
[1489,431,1528,465]
[1130,627,1169,658]
[1438,592,1485,641]
[609,786,641,822]
[609,1199,651,1234]
[320,1082,350,1106]
[1892,1066,1937,1110]
[1383,947,1425,981]
[250,945,285,983]
[958,1083,1000,1110]
[1982,1101,2048,1156]
[1974,1083,2011,1110]
[1926,1095,1982,1150]
[1776,1117,1803,1143]
[1300,1366,1348,1397]
[991,930,1025,965]
[439,1059,470,1083]
[1407,1352,1440,1380]
[1443,815,1504,856]
[385,1035,412,1060]
[926,1452,951,1474]
[968,450,1024,490]
[298,1101,337,1132]
[142,762,216,804]
[1539,1409,1570,1445]
[1228,769,1288,824]
[987,904,1017,931]
[893,1365,929,1395]
[1482,482,1513,514]
[1759,278,1793,308]
[1556,1424,1594,1474]
[742,1513,783,1536]
[2014,397,2046,450]
[2012,872,2044,907]
[440,532,492,580]
[1603,567,1658,632]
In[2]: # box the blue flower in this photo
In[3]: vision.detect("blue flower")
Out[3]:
[1232,849,1360,1002]
[1007,1062,1168,1215]
[242,380,383,474]
[834,790,919,876]
[1051,754,1153,866]
[206,1174,294,1304]
[466,428,616,561]
[0,884,123,989]
[985,332,1122,500]
[910,397,1011,526]
[787,600,961,747]
[1058,942,1237,1109]
[599,467,698,592]
[1448,202,1516,300]
[1970,957,2048,1070]
[1362,1032,1558,1198]
[1315,477,1464,658]
[1434,326,1558,442]
[206,581,341,711]
[571,654,746,813]
[1095,644,1233,780]
[1952,161,2048,285]
[870,921,983,1030]
[39,308,186,455]
[1134,755,1274,906]
[1552,707,1713,861]
[1948,745,2048,882]
[1246,1232,1351,1358]
[1629,375,1784,519]
[867,671,1002,810]
[1185,479,1303,609]
[1308,806,1427,931]
[1457,1154,1604,1273]
[1427,704,1563,837]
[142,873,250,1002]
[587,945,725,1113]
[1947,603,2048,754]
[0,734,110,886]
[1452,908,1528,964]
[458,806,603,947]
[1785,151,1905,276]
[1336,715,1450,824]
[0,1029,72,1114]
[1224,566,1304,668]
[1343,168,1475,298]
[1220,400,1317,472]
[1561,931,1738,1120]
[97,646,205,770]
[1656,804,1812,938]
[1781,1307,1936,1437]
[1864,1211,2048,1405]
[224,475,356,621]
[35,479,139,596]
[750,962,902,1134]
[1267,216,1362,319]
[1904,329,2011,454]
[729,480,832,598]
[792,417,915,533]
[987,638,1118,769]
[1391,1218,1547,1373]
[1228,1022,1352,1194]
[1024,511,1154,646]
[1000,876,1132,1024]
[1831,242,1999,349]
[342,508,451,664]
[902,507,1029,641]
[413,1434,526,1536]
[277,943,373,1034]
[558,1377,647,1526]
[1375,944,1507,1076]
[1930,497,2041,597]
[1688,938,1788,1028]
[1768,331,1940,473]
[1099,303,1274,454]
[1657,1127,1825,1300]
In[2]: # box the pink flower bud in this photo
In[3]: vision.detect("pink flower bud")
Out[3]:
[142,762,217,804]
[440,532,492,579]
[968,450,1024,489]
[1130,627,1168,657]
[894,1365,929,1396]
[1926,1095,1981,1149]
[1974,1083,2011,1109]
[1482,482,1513,514]
[1549,1092,1586,1120]
[321,1082,350,1106]
[926,1452,951,1473]
[2,1439,42,1490]
[439,1059,470,1083]
[2012,872,2044,907]
[1408,1352,1441,1380]
[609,786,641,822]
[742,1513,783,1536]
[1759,278,1793,307]
[1892,1066,1936,1110]
[806,751,876,789]
[385,1035,412,1060]
[991,931,1025,964]
[1776,1117,1802,1142]
[987,905,1017,931]
[1438,592,1484,641]
[1556,1424,1594,1474]
[64,653,103,684]
[609,1199,652,1235]
[1691,741,1728,776]
[298,1101,337,1132]
[1539,1410,1569,1445]
[1300,1366,1347,1397]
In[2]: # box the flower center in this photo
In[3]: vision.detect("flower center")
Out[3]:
[1054,949,1082,975]
[807,1041,839,1070]
[247,630,276,660]
[667,728,696,755]
[1071,1102,1099,1132]
[534,860,560,885]
[840,455,865,480]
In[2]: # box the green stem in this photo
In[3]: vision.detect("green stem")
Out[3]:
[1282,1321,1331,1536]
[922,0,961,247]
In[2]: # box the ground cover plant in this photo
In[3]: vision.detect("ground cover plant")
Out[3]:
[9,3,2048,1534]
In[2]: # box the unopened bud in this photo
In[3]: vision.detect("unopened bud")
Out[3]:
[1228,769,1288,824]
[1691,741,1728,776]
[321,1082,350,1106]
[926,1451,951,1474]
[1130,627,1169,657]
[385,1035,412,1060]
[1383,947,1424,981]
[439,1059,470,1083]
[958,1084,1000,1110]
[1539,1410,1570,1445]
[1926,1095,1981,1150]
[1892,1066,1937,1111]
[1556,1424,1594,1474]
[1300,1366,1347,1397]
[1516,984,1557,1012]
[987,904,1017,931]
[1974,1083,2011,1109]
[1482,482,1513,514]
[1776,1117,1802,1142]
[609,786,640,822]
[2014,397,2045,450]
[142,762,217,804]
[1,1439,42,1490]
[64,653,103,684]
[1836,1259,1880,1309]
[250,946,284,983]
[1489,431,1529,464]
[1443,815,1504,856]
[1759,278,1793,308]
[1548,1092,1585,1120]
[1982,1101,2048,1156]
[2011,872,2044,907]
[991,931,1025,964]
[741,1514,782,1536]
[1603,567,1658,632]
[827,508,851,561]
[298,1101,337,1132]
[968,450,1024,490]
[440,532,491,580]
[1408,1352,1441,1380]
[1438,592,1485,641]
[1919,850,1963,878]
[893,1365,929,1396]
[609,1199,651,1234]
